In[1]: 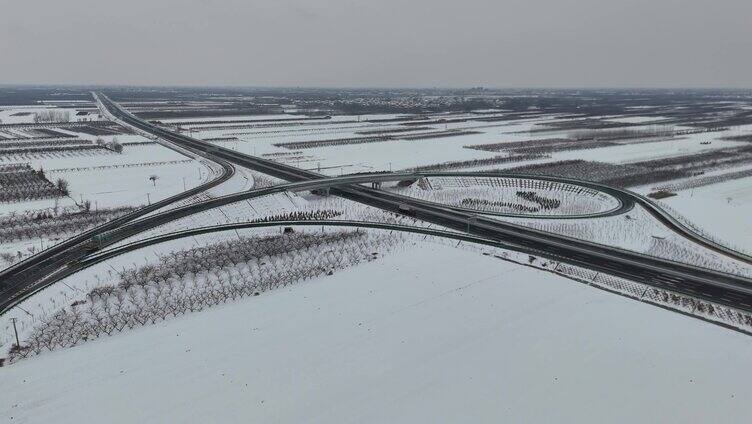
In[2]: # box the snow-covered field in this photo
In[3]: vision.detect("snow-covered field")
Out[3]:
[655,178,752,251]
[3,94,752,423]
[502,204,752,278]
[555,135,743,165]
[0,110,212,266]
[398,175,621,217]
[2,243,751,423]
[51,155,206,209]
[0,106,99,125]
[191,116,559,174]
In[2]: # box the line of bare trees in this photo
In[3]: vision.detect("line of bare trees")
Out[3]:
[247,210,342,223]
[95,137,123,153]
[410,153,547,172]
[0,163,66,203]
[0,144,110,157]
[557,262,752,331]
[516,191,561,210]
[274,134,395,150]
[7,229,402,362]
[0,138,88,150]
[0,206,135,243]
[33,110,71,123]
[460,198,540,213]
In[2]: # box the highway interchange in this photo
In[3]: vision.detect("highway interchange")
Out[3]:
[1,93,752,317]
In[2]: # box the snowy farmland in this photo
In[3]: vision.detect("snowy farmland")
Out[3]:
[3,243,752,423]
[0,107,208,266]
[2,87,752,423]
[396,175,622,217]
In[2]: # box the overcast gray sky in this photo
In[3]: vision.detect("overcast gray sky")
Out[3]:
[1,0,750,88]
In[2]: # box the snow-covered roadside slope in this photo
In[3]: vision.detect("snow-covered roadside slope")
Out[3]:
[656,176,752,252]
[2,243,751,423]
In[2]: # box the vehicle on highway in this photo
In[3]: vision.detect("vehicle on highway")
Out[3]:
[84,234,106,252]
[398,203,416,216]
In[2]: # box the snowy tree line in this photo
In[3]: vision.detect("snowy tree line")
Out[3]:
[0,132,75,142]
[637,146,752,172]
[180,118,346,132]
[502,142,752,188]
[399,184,611,217]
[47,159,192,173]
[0,147,116,163]
[409,153,547,172]
[399,130,481,141]
[0,163,65,203]
[422,175,601,197]
[557,263,752,332]
[356,126,435,135]
[33,110,71,124]
[274,134,395,149]
[568,125,724,142]
[247,210,342,223]
[567,125,676,141]
[464,138,571,153]
[655,167,752,192]
[250,172,279,189]
[515,191,561,210]
[514,211,752,279]
[0,144,110,156]
[460,198,540,213]
[94,137,123,153]
[272,129,481,150]
[0,206,135,243]
[6,229,403,362]
[0,138,88,150]
[225,123,370,139]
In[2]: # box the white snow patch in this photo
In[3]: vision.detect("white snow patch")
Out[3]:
[1,243,751,423]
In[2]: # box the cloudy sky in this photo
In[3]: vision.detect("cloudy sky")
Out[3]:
[1,0,750,87]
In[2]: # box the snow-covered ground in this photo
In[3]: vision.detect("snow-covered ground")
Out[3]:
[395,176,621,217]
[0,106,99,125]
[183,113,749,178]
[0,132,207,212]
[2,242,751,423]
[655,177,752,252]
[3,100,752,422]
[190,115,559,174]
[501,204,752,278]
[555,136,743,165]
[0,107,214,266]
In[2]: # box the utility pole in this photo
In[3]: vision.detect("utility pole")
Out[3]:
[183,177,187,191]
[146,193,151,205]
[10,318,20,348]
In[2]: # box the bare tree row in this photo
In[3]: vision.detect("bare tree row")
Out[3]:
[7,229,402,362]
